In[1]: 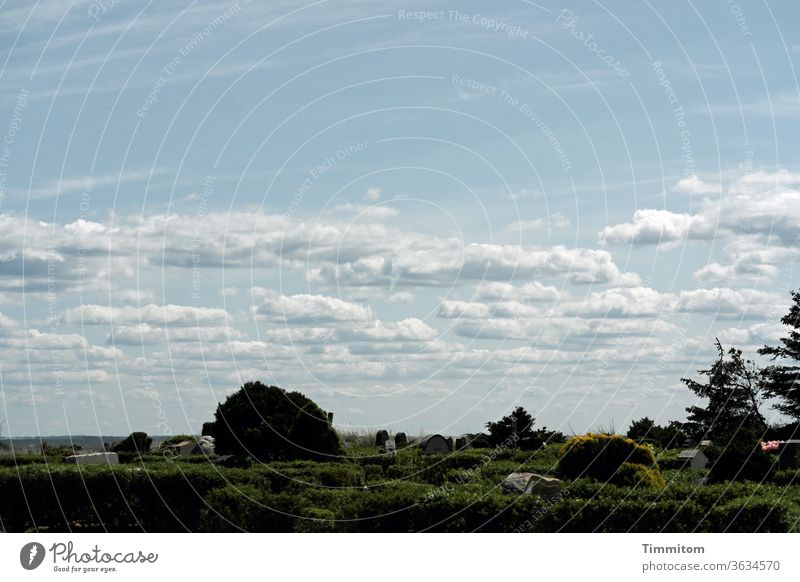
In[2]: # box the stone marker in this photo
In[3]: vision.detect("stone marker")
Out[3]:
[375,429,389,447]
[418,434,450,455]
[677,448,708,470]
[64,452,119,465]
[455,437,467,450]
[445,437,454,451]
[395,432,407,448]
[501,472,563,496]
[382,439,396,455]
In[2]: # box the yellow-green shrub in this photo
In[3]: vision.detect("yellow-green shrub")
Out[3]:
[613,462,666,489]
[558,433,662,487]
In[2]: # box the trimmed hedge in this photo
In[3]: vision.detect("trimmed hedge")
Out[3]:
[0,464,268,532]
[0,448,796,532]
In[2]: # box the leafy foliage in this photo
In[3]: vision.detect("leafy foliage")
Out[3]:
[682,340,766,442]
[110,432,152,454]
[682,340,773,481]
[760,290,800,420]
[2,443,799,532]
[205,381,341,462]
[626,417,686,449]
[558,433,662,488]
[485,406,564,450]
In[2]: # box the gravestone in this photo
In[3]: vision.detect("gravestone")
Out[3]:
[395,432,407,448]
[375,430,389,447]
[501,472,563,497]
[455,437,467,450]
[677,449,708,470]
[382,439,396,455]
[445,437,454,451]
[418,434,450,455]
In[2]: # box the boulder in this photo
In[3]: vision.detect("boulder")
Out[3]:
[502,472,563,497]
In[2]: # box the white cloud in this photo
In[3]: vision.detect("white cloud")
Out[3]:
[255,292,373,324]
[108,323,244,345]
[602,170,800,256]
[673,175,721,196]
[63,304,230,326]
[438,301,492,319]
[599,209,713,246]
[474,281,559,302]
[364,187,382,201]
[675,288,787,318]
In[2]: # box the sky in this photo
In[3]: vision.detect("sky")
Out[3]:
[0,0,798,437]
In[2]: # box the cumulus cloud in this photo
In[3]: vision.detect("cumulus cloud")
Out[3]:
[673,175,721,196]
[599,209,714,246]
[601,170,800,265]
[255,292,373,324]
[63,304,230,326]
[675,288,787,319]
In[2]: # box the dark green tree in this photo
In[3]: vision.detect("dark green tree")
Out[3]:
[759,290,800,420]
[682,340,766,442]
[626,417,656,442]
[682,340,771,482]
[627,417,687,449]
[111,432,152,454]
[485,406,561,450]
[205,381,341,462]
[486,406,534,448]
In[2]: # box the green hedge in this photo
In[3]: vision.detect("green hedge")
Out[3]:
[0,464,268,532]
[1,451,796,532]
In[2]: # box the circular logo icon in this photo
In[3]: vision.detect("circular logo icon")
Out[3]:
[20,542,46,570]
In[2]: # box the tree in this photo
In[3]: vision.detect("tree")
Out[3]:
[111,432,152,454]
[760,290,800,420]
[205,381,341,462]
[682,340,771,482]
[682,340,766,443]
[486,406,534,448]
[485,406,562,450]
[627,417,656,442]
[627,417,687,449]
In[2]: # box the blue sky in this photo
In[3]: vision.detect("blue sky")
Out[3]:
[0,0,798,437]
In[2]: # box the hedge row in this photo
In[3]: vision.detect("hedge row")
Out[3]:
[1,464,796,532]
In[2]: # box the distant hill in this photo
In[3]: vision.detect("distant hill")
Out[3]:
[0,435,172,453]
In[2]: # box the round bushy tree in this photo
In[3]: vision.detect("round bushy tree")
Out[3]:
[206,381,341,462]
[111,432,152,453]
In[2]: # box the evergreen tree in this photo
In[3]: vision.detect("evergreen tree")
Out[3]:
[759,290,800,420]
[682,340,772,481]
[682,340,766,442]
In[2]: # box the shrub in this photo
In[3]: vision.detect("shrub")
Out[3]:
[205,381,341,462]
[111,432,152,454]
[613,462,666,489]
[706,437,775,483]
[558,433,661,486]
